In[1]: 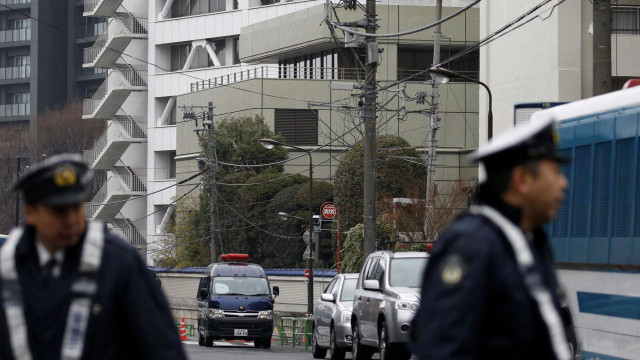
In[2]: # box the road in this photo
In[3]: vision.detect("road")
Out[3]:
[183,339,410,360]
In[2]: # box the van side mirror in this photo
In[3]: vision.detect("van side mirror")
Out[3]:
[198,288,209,299]
[273,286,280,297]
[363,279,381,291]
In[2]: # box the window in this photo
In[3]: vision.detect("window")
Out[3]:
[213,39,226,66]
[613,6,640,34]
[11,56,29,67]
[365,259,380,281]
[170,44,213,71]
[171,0,229,17]
[13,19,30,29]
[274,109,318,146]
[397,47,479,81]
[12,92,30,104]
[324,278,337,294]
[233,37,240,65]
[155,151,176,179]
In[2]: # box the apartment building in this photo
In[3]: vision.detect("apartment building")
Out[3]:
[0,0,105,134]
[81,0,148,259]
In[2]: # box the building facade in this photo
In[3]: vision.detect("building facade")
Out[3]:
[0,0,106,134]
[81,0,148,258]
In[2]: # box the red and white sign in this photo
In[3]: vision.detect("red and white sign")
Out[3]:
[321,202,337,220]
[304,269,312,278]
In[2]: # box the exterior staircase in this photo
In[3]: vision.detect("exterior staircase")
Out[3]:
[83,115,147,169]
[83,15,148,69]
[85,166,146,222]
[82,66,147,119]
[83,0,124,17]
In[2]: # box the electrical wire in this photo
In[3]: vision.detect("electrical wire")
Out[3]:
[328,0,480,38]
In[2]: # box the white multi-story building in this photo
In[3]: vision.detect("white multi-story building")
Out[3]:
[82,0,481,264]
[82,0,149,259]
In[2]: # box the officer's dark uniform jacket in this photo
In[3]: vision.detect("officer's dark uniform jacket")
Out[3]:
[0,224,187,360]
[410,198,567,360]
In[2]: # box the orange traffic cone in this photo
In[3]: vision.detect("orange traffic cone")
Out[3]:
[179,317,188,341]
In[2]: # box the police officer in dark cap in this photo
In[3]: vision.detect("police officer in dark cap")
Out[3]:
[410,117,577,360]
[0,154,187,360]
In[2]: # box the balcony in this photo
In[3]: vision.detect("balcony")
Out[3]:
[0,65,29,81]
[85,167,146,222]
[83,15,148,69]
[82,66,147,119]
[83,115,147,169]
[0,28,31,43]
[0,103,29,117]
[83,0,123,17]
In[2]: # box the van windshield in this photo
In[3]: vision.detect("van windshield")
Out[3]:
[211,276,270,296]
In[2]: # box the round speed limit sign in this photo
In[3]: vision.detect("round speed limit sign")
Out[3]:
[321,202,337,220]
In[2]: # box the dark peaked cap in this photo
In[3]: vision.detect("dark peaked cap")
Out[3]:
[12,153,93,206]
[468,116,569,173]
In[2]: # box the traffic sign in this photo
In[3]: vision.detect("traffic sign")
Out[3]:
[321,202,337,220]
[304,269,313,278]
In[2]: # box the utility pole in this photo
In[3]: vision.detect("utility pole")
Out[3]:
[205,101,218,263]
[426,0,443,205]
[362,0,378,257]
[593,0,612,95]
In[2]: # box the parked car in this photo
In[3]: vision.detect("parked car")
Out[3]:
[311,273,359,359]
[351,251,429,360]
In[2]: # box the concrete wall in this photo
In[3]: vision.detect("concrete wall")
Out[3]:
[240,4,479,63]
[480,1,640,145]
[175,78,479,197]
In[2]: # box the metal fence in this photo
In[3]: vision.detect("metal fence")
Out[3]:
[190,66,365,92]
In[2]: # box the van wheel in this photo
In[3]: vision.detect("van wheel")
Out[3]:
[254,338,262,348]
[198,332,204,346]
[312,323,327,358]
[203,326,213,347]
[352,321,372,360]
[261,337,272,349]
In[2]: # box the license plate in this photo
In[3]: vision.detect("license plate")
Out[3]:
[234,329,248,336]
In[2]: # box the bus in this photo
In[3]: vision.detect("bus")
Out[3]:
[531,85,640,360]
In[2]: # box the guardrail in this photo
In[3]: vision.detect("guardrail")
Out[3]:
[0,103,29,117]
[0,28,31,43]
[0,66,30,80]
[190,66,364,92]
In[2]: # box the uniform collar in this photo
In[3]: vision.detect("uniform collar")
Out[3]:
[478,197,523,226]
[35,238,65,268]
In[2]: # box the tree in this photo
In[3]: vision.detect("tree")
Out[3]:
[0,101,105,234]
[340,222,392,273]
[154,115,334,268]
[378,180,474,246]
[333,135,428,232]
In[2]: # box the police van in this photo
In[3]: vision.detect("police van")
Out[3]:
[196,254,279,348]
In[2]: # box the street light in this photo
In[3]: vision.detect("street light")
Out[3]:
[261,138,315,314]
[429,66,494,140]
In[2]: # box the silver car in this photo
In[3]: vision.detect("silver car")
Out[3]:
[311,273,359,359]
[351,251,429,360]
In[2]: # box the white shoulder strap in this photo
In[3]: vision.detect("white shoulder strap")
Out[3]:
[1,227,32,360]
[470,205,571,360]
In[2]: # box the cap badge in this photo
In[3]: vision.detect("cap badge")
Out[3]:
[53,165,77,187]
[239,306,244,311]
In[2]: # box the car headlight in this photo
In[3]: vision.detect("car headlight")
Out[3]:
[207,309,224,319]
[396,295,420,313]
[258,310,273,319]
[341,310,352,323]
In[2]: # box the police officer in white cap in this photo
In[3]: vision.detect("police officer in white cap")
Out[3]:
[0,154,187,360]
[410,117,577,359]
